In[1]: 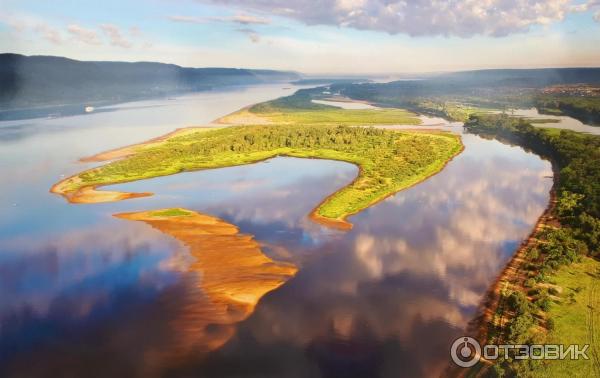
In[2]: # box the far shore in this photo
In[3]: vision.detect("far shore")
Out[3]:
[469,162,558,344]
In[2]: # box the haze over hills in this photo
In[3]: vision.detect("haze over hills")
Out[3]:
[0,54,301,108]
[2,52,600,114]
[336,67,600,99]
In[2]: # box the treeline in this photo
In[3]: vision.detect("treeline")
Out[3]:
[536,95,600,126]
[464,114,600,375]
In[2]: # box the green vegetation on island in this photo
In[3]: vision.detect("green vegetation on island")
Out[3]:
[55,123,462,228]
[150,208,193,217]
[464,113,600,376]
[221,90,423,126]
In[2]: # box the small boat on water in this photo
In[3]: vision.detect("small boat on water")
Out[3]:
[85,106,95,113]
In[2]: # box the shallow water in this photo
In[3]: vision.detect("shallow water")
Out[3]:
[311,99,378,110]
[508,107,600,135]
[0,86,554,377]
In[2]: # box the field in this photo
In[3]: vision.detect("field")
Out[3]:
[53,123,462,229]
[527,257,600,377]
[218,90,423,126]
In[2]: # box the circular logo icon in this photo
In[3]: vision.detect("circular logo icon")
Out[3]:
[450,336,481,368]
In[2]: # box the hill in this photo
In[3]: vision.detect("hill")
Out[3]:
[0,53,301,108]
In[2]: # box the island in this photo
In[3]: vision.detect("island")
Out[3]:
[51,94,463,229]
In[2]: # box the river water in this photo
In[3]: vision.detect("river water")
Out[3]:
[507,107,600,135]
[0,85,555,377]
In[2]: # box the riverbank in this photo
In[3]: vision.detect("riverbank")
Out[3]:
[470,164,558,344]
[462,113,600,376]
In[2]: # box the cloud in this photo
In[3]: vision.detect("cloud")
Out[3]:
[237,28,261,43]
[34,24,62,45]
[225,14,270,25]
[67,24,102,45]
[0,14,62,44]
[129,26,142,37]
[101,24,133,48]
[168,15,206,24]
[169,13,270,25]
[199,0,588,37]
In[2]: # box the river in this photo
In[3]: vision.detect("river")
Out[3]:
[0,86,555,377]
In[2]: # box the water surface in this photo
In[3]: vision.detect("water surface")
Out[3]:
[0,86,555,377]
[508,107,600,135]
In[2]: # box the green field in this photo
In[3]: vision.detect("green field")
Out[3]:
[527,257,600,377]
[56,124,462,227]
[228,91,423,126]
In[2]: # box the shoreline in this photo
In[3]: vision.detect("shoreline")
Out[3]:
[80,126,218,163]
[308,139,465,230]
[51,132,464,230]
[468,161,559,344]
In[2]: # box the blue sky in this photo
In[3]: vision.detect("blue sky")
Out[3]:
[1,0,600,74]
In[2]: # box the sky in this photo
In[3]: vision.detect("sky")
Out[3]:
[1,0,600,74]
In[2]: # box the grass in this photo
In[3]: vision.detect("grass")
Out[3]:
[412,100,497,122]
[57,124,462,226]
[222,90,422,126]
[528,257,600,377]
[150,208,193,217]
[250,106,422,126]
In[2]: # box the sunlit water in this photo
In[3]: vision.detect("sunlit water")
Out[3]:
[310,99,463,129]
[508,107,600,135]
[0,86,557,377]
[311,99,379,110]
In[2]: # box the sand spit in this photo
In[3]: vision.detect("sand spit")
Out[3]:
[115,208,297,365]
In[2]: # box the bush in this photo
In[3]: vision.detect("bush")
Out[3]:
[507,291,531,315]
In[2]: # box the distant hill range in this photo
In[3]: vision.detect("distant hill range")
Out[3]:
[436,67,600,88]
[337,67,600,99]
[0,53,301,108]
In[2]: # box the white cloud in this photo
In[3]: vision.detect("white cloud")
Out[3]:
[226,14,270,25]
[67,24,102,45]
[34,24,62,45]
[101,24,133,48]
[0,13,62,44]
[169,13,270,25]
[200,0,590,37]
[168,15,206,24]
